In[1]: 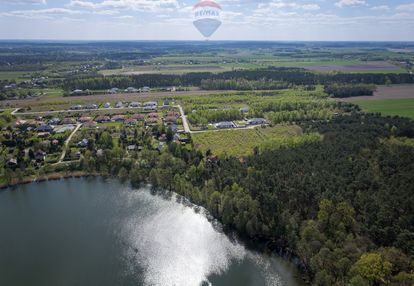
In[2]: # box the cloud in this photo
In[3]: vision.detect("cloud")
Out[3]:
[396,3,414,11]
[68,0,180,12]
[1,8,84,19]
[371,5,390,11]
[335,0,366,8]
[114,15,133,19]
[2,0,46,4]
[257,1,320,13]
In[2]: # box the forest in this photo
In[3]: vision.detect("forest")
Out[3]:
[324,84,376,98]
[11,110,410,286]
[61,68,414,92]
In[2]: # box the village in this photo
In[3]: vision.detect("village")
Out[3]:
[1,96,269,171]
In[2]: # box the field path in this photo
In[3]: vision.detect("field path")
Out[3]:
[56,124,82,164]
[177,105,191,133]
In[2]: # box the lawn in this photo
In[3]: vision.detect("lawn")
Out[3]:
[192,125,321,157]
[355,98,414,119]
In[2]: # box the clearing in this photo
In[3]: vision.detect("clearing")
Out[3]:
[192,125,321,157]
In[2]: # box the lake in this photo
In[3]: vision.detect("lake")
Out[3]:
[0,178,304,286]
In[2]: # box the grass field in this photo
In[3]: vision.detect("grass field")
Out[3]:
[99,59,405,76]
[355,98,414,119]
[0,71,30,82]
[192,125,321,157]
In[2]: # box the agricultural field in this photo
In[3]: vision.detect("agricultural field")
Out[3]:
[100,60,406,76]
[192,125,321,157]
[100,64,237,76]
[295,61,405,73]
[342,84,414,101]
[354,98,414,119]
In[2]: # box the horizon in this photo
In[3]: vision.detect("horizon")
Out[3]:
[1,39,414,43]
[1,0,414,41]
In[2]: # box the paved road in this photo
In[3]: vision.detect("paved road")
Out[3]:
[56,124,82,164]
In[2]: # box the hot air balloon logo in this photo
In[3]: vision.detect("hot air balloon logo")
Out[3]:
[193,0,222,38]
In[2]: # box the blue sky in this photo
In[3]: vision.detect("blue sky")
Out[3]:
[0,0,413,40]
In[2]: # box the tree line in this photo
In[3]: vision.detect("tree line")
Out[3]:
[324,84,376,98]
[61,67,414,92]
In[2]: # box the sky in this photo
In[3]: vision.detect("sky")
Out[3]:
[0,0,413,41]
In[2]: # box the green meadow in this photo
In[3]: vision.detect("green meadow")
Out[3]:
[355,98,414,119]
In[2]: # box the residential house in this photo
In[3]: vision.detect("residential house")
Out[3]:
[7,158,18,167]
[125,118,137,126]
[248,118,267,125]
[144,101,157,110]
[240,107,250,113]
[70,105,83,110]
[78,138,88,147]
[159,134,167,142]
[144,101,157,107]
[96,149,104,157]
[129,102,141,108]
[125,87,138,93]
[145,117,158,126]
[62,118,76,125]
[164,116,177,124]
[70,89,83,95]
[167,111,180,118]
[85,103,98,110]
[104,102,111,108]
[78,116,92,123]
[35,150,46,161]
[132,114,145,120]
[112,115,125,122]
[108,88,119,94]
[127,145,137,151]
[48,118,61,125]
[95,116,110,123]
[148,112,159,118]
[216,121,235,129]
[115,101,124,108]
[36,124,54,133]
[82,121,98,129]
[141,86,150,92]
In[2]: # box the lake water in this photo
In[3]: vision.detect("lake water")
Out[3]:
[0,178,304,286]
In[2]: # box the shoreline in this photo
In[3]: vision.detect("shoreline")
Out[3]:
[0,171,102,190]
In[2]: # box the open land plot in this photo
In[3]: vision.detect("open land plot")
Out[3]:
[353,98,414,119]
[295,61,404,73]
[192,125,321,157]
[0,90,228,110]
[100,64,237,76]
[343,85,414,101]
[0,71,31,82]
